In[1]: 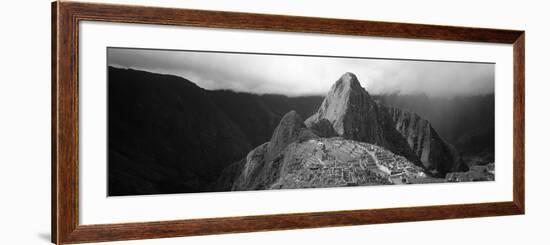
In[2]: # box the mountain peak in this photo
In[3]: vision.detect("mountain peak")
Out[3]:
[332,72,363,93]
[305,73,372,136]
[340,72,359,82]
[305,73,421,166]
[267,111,317,159]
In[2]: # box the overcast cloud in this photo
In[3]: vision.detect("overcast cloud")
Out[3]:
[108,48,494,97]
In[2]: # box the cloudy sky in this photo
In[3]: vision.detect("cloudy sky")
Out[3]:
[108,47,494,97]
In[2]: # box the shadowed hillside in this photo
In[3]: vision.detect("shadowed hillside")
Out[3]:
[208,91,323,147]
[108,67,323,195]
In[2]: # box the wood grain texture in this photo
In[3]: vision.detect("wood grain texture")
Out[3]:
[51,2,58,243]
[53,1,80,244]
[513,33,525,213]
[51,1,525,244]
[64,202,521,244]
[63,1,522,43]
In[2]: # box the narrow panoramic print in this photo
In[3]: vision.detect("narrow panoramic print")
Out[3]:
[107,48,495,196]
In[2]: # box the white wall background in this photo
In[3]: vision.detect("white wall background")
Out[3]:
[0,0,547,244]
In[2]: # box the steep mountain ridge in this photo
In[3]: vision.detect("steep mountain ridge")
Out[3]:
[231,111,319,190]
[305,72,421,166]
[386,107,466,174]
[266,111,318,160]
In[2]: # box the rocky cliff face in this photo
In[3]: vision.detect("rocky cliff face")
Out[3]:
[266,111,318,160]
[307,118,338,138]
[305,72,420,166]
[230,111,318,190]
[386,107,466,175]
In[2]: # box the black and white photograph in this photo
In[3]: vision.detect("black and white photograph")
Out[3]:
[107,47,495,196]
[6,0,550,245]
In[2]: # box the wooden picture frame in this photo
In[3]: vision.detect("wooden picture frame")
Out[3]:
[52,1,525,244]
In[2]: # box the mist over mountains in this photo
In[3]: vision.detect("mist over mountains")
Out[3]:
[108,66,494,196]
[109,48,495,97]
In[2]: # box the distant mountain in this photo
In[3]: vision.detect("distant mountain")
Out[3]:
[208,90,323,147]
[386,107,466,174]
[374,93,494,164]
